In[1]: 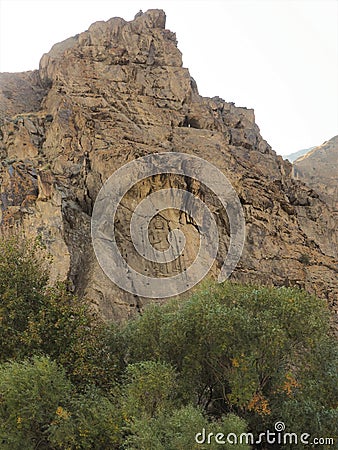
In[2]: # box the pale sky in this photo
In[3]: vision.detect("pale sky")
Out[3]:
[0,0,337,156]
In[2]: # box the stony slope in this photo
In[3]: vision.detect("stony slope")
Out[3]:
[284,146,315,163]
[293,135,338,212]
[0,10,337,321]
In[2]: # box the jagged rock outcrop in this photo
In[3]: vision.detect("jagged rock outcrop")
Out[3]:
[0,10,337,321]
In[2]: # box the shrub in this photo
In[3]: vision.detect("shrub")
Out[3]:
[298,253,311,265]
[0,235,120,390]
[0,357,122,450]
[0,235,49,360]
[0,356,71,450]
[123,281,337,441]
[49,387,122,450]
[125,406,249,450]
[123,361,177,419]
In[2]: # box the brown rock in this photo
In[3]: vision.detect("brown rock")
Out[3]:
[0,9,337,323]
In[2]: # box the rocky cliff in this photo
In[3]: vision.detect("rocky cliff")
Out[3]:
[0,10,337,321]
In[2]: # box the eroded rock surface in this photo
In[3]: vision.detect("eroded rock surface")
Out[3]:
[0,9,337,321]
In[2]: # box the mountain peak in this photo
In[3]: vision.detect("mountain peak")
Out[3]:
[38,9,178,89]
[0,10,337,322]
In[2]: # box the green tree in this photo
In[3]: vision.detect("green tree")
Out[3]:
[125,406,249,450]
[122,361,249,450]
[0,356,122,450]
[1,233,336,448]
[22,282,120,391]
[0,235,120,390]
[270,335,338,446]
[0,235,48,360]
[0,356,72,450]
[123,281,337,442]
[123,361,177,419]
[49,386,122,450]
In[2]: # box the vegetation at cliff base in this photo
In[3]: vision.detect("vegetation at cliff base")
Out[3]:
[0,236,337,449]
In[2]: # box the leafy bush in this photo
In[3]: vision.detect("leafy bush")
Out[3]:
[49,386,122,450]
[0,356,71,450]
[0,236,48,360]
[123,281,337,440]
[0,235,336,448]
[0,235,120,390]
[0,357,122,450]
[122,361,249,450]
[125,406,249,450]
[123,361,177,419]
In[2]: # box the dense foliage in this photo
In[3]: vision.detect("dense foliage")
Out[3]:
[0,236,336,449]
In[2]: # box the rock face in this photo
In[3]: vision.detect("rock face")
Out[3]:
[292,137,338,275]
[0,9,337,321]
[0,71,46,119]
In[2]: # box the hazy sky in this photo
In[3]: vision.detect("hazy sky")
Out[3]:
[0,0,337,156]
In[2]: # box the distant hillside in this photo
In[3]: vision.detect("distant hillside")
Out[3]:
[293,135,338,212]
[284,146,315,162]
